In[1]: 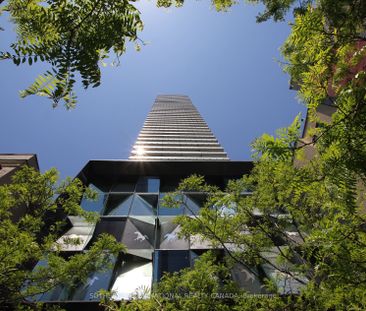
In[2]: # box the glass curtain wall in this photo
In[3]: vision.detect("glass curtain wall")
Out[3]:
[33,178,280,302]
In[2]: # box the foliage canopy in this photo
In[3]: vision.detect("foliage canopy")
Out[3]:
[0,166,124,309]
[1,0,142,108]
[1,0,366,309]
[2,0,365,109]
[105,1,366,310]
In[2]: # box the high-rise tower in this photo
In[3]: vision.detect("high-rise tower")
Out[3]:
[31,95,256,306]
[130,95,229,161]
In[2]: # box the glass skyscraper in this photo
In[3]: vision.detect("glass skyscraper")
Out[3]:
[130,95,229,161]
[31,95,262,307]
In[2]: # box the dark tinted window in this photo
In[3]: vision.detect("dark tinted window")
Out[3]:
[136,177,160,193]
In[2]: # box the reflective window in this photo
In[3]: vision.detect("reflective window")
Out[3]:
[190,234,214,250]
[111,182,136,193]
[231,264,264,294]
[37,284,65,302]
[135,177,160,193]
[189,250,200,266]
[56,217,95,251]
[80,184,107,213]
[182,194,202,215]
[28,260,49,302]
[32,257,116,301]
[262,265,303,294]
[87,219,126,247]
[261,247,305,294]
[70,260,116,301]
[159,181,179,192]
[158,193,184,216]
[216,202,237,217]
[104,194,133,216]
[129,195,157,216]
[121,218,155,251]
[153,250,190,282]
[89,179,112,192]
[158,217,189,250]
[111,255,152,300]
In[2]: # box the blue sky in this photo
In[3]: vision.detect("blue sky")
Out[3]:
[0,1,305,180]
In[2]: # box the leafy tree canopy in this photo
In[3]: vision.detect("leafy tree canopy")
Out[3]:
[0,0,142,108]
[105,0,366,305]
[102,117,366,310]
[2,0,365,109]
[0,166,124,309]
[1,1,366,309]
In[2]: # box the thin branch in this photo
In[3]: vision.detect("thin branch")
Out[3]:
[178,194,260,278]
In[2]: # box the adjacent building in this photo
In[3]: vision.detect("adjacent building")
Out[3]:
[0,154,40,221]
[295,102,337,165]
[0,153,39,185]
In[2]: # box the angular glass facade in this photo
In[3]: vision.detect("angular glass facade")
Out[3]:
[35,162,284,303]
[31,95,261,305]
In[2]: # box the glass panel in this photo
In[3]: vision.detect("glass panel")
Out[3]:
[261,247,305,294]
[70,262,115,301]
[90,179,112,192]
[158,193,184,216]
[183,194,201,216]
[56,224,95,251]
[67,216,90,227]
[130,215,156,226]
[87,219,126,247]
[121,218,155,250]
[135,177,160,193]
[126,249,154,260]
[130,195,157,216]
[216,202,237,217]
[190,234,214,250]
[231,264,264,294]
[31,266,67,302]
[189,250,200,266]
[38,285,65,301]
[262,264,304,294]
[111,182,136,192]
[104,194,133,216]
[159,178,180,192]
[80,184,107,213]
[159,217,189,250]
[130,218,155,243]
[153,250,190,282]
[28,260,50,302]
[34,257,116,301]
[111,259,152,300]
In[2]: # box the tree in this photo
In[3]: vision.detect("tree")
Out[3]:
[102,118,366,310]
[102,252,245,311]
[171,120,366,309]
[2,1,366,309]
[0,0,142,108]
[0,166,124,309]
[100,2,366,309]
[280,3,366,181]
[159,1,366,171]
[2,0,364,111]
